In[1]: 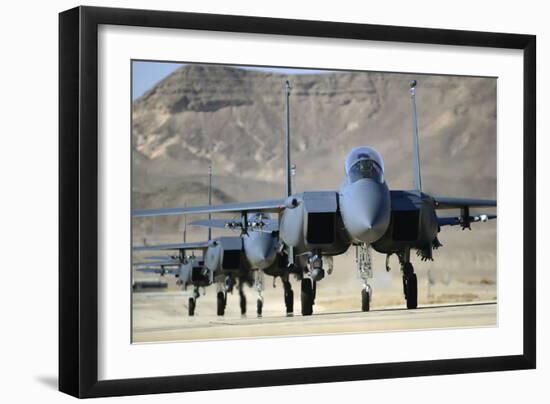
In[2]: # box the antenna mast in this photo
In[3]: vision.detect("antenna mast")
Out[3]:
[283,81,295,268]
[208,165,212,241]
[284,81,292,197]
[183,203,187,243]
[409,80,422,192]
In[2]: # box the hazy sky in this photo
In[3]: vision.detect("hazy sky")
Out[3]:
[132,61,331,100]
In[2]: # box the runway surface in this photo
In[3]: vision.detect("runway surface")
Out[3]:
[132,292,497,343]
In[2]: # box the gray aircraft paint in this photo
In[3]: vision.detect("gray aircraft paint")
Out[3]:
[340,178,391,244]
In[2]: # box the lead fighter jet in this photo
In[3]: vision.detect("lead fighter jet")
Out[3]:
[133,80,496,315]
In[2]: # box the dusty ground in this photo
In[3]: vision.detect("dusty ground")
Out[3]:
[132,257,497,343]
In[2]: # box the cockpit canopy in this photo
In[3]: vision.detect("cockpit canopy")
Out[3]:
[345,146,384,184]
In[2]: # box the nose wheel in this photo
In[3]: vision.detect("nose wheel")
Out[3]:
[357,243,373,312]
[256,296,263,317]
[361,285,371,312]
[255,270,265,318]
[402,262,418,309]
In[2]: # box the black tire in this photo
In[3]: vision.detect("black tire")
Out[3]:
[285,289,294,314]
[405,273,418,309]
[402,262,414,299]
[256,298,263,317]
[361,289,370,312]
[301,278,314,316]
[239,288,247,315]
[188,297,196,316]
[283,281,294,314]
[217,292,225,316]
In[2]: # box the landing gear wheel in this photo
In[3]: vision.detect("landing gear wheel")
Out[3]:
[239,290,247,316]
[188,297,196,316]
[284,282,294,315]
[301,278,314,316]
[403,270,418,309]
[217,292,226,316]
[361,289,370,312]
[256,298,263,317]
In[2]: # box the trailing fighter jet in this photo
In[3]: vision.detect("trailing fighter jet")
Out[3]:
[133,80,496,316]
[133,169,293,317]
[133,243,212,316]
[133,212,294,317]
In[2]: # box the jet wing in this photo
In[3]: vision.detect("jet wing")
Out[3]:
[190,218,239,230]
[133,260,180,267]
[438,214,496,227]
[133,241,210,252]
[134,267,177,274]
[133,199,286,218]
[190,218,279,232]
[432,196,496,209]
[142,255,178,261]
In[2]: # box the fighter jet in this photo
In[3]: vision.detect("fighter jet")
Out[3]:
[134,209,299,317]
[133,242,212,316]
[133,169,292,317]
[190,212,296,316]
[133,80,496,316]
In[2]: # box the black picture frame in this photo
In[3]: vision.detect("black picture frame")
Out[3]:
[59,6,536,398]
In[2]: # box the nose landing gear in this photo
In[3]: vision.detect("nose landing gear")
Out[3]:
[356,243,373,312]
[255,270,265,317]
[361,284,372,312]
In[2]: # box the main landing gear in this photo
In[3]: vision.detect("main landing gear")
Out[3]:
[215,276,249,317]
[216,277,232,316]
[282,275,294,316]
[188,286,200,316]
[238,280,247,317]
[356,243,373,312]
[402,263,418,309]
[399,248,418,309]
[300,278,315,316]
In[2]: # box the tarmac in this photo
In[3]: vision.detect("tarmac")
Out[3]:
[132,289,497,343]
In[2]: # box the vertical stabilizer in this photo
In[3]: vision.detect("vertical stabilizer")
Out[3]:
[409,80,422,192]
[208,165,212,241]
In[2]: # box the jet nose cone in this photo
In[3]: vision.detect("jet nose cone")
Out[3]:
[341,179,391,244]
[244,233,277,269]
[356,211,387,243]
